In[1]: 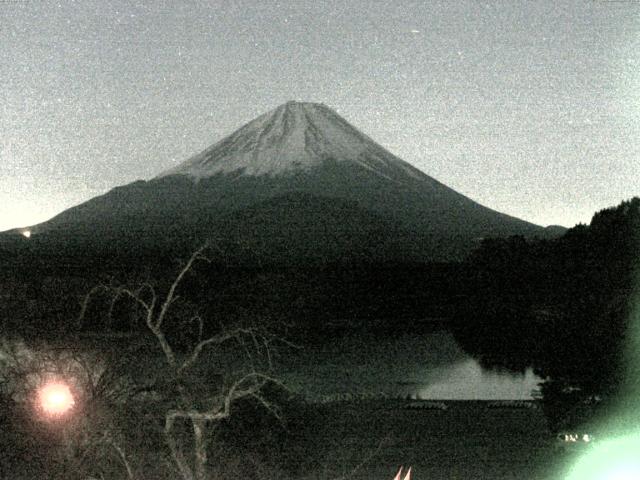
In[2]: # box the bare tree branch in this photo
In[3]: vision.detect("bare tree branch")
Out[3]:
[78,284,113,329]
[100,431,135,480]
[75,244,293,480]
[164,414,195,480]
[177,327,255,375]
[114,287,153,320]
[156,245,209,332]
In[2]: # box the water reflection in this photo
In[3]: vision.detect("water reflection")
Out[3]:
[418,359,540,400]
[280,331,542,400]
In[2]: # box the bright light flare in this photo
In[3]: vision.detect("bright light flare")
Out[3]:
[21,230,31,238]
[565,434,640,480]
[38,382,75,416]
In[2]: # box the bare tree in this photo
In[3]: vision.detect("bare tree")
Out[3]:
[80,245,287,480]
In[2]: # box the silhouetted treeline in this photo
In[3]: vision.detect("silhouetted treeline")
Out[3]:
[453,197,640,427]
[1,232,464,342]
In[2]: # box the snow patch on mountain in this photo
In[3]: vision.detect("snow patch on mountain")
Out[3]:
[157,101,425,181]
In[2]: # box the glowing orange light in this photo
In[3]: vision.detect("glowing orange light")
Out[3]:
[38,383,75,416]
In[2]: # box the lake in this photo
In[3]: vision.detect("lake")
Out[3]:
[277,331,542,400]
[0,330,542,402]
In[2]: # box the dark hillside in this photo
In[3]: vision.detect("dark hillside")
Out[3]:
[452,197,640,430]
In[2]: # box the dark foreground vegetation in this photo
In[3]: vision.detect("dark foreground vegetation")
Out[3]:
[1,389,568,480]
[0,247,320,480]
[1,198,638,478]
[453,197,640,432]
[0,372,320,479]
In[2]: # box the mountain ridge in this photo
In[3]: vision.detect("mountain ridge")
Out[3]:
[2,101,555,262]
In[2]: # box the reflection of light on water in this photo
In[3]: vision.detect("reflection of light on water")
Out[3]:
[418,359,540,400]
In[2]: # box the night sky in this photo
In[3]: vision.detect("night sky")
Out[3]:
[2,0,639,231]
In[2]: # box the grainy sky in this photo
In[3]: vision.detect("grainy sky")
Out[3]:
[1,0,639,231]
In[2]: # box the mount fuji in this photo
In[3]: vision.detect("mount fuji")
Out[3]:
[157,101,428,181]
[5,101,547,263]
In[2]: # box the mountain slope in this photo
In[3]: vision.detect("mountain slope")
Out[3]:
[4,101,547,262]
[157,101,425,181]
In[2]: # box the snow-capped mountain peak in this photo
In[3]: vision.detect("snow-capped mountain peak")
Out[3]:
[157,101,422,180]
[6,101,545,262]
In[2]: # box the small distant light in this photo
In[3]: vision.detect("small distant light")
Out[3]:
[558,432,594,444]
[38,382,75,416]
[22,230,31,238]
